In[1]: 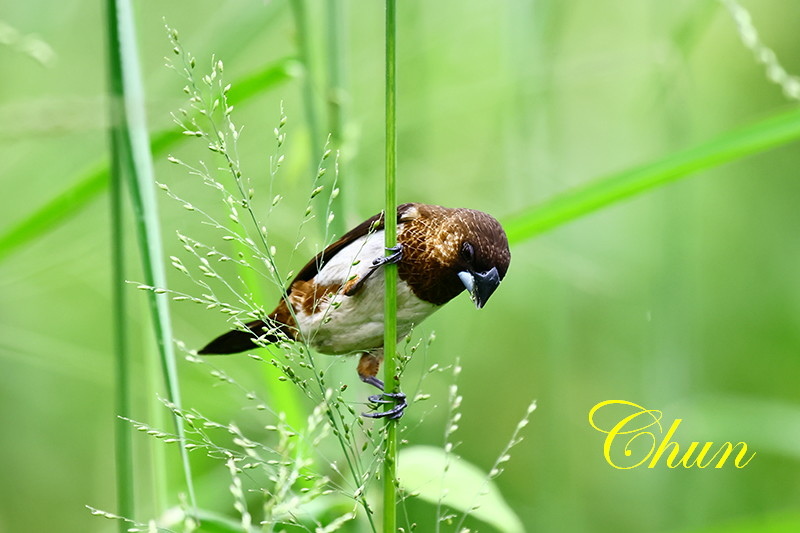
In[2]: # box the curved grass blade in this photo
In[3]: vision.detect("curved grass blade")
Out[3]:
[503,107,800,243]
[0,57,298,262]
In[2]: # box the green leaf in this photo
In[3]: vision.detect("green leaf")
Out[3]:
[503,107,800,243]
[398,445,524,533]
[0,57,298,262]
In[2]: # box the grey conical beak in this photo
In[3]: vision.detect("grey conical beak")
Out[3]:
[458,266,501,309]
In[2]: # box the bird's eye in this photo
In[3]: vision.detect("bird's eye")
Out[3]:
[461,242,475,262]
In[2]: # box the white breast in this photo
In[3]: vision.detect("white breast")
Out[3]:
[293,229,440,355]
[313,229,388,286]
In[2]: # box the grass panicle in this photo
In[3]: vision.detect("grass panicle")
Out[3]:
[719,0,800,101]
[453,400,537,532]
[436,361,464,531]
[0,20,55,65]
[394,361,533,533]
[143,30,390,530]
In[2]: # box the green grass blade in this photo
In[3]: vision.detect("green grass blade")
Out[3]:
[325,0,348,233]
[0,58,298,262]
[107,54,135,533]
[0,163,106,262]
[105,0,196,516]
[228,56,300,103]
[288,0,338,235]
[288,0,321,151]
[382,1,399,531]
[503,107,800,243]
[105,3,136,529]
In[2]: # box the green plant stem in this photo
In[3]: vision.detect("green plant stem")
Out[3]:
[288,0,332,235]
[382,1,398,532]
[502,107,800,243]
[108,76,134,533]
[325,0,348,232]
[105,4,136,528]
[105,0,196,517]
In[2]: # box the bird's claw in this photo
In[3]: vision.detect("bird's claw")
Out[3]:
[344,245,404,297]
[362,391,407,420]
[372,245,403,267]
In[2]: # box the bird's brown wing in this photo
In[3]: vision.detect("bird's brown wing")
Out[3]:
[289,202,417,289]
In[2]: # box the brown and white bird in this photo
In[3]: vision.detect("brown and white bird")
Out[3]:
[199,202,511,418]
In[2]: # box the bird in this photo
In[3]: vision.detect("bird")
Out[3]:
[199,202,511,418]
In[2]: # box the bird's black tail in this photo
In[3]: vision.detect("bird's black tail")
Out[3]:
[198,319,282,354]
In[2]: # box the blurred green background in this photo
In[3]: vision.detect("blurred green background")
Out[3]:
[2,0,799,531]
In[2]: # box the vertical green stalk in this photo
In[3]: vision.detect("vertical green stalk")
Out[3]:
[289,0,342,235]
[288,0,320,148]
[105,0,196,517]
[105,4,135,529]
[108,97,134,533]
[382,1,398,531]
[325,0,348,231]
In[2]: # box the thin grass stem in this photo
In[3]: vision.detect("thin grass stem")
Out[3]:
[107,54,134,533]
[288,0,332,236]
[105,3,136,528]
[383,0,399,531]
[325,0,348,233]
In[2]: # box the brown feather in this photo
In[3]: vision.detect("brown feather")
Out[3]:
[396,204,510,305]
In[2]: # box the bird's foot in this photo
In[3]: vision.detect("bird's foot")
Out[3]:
[372,245,403,267]
[361,375,384,390]
[343,245,404,297]
[362,391,407,420]
[359,373,407,420]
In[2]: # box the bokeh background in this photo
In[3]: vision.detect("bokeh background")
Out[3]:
[2,0,799,531]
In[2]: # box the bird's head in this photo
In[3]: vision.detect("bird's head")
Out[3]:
[449,209,511,309]
[396,204,511,307]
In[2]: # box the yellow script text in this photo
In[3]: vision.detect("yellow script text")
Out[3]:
[588,400,755,470]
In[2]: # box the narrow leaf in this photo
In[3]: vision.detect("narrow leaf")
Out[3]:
[0,58,298,262]
[106,6,134,526]
[503,108,800,243]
